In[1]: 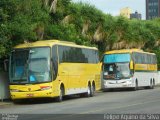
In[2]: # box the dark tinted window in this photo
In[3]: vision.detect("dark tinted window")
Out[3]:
[52,45,58,80]
[132,52,157,64]
[58,45,99,63]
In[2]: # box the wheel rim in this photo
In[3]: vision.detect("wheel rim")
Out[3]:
[135,81,138,90]
[153,80,155,88]
[87,86,91,96]
[150,81,153,89]
[59,88,63,101]
[136,82,138,89]
[91,85,95,96]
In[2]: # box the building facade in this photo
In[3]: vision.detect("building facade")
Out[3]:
[130,11,142,20]
[146,0,160,20]
[120,7,132,18]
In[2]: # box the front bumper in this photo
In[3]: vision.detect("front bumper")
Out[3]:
[10,90,58,100]
[102,79,135,89]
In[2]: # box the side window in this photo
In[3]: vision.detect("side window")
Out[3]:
[58,45,71,63]
[153,55,157,64]
[132,52,138,63]
[143,54,147,64]
[77,47,87,63]
[133,52,157,64]
[58,45,98,63]
[139,53,143,64]
[82,49,89,63]
[149,54,152,64]
[94,50,99,63]
[58,45,64,63]
[147,54,150,64]
[87,49,99,63]
[52,45,58,80]
[132,52,144,64]
[88,49,93,63]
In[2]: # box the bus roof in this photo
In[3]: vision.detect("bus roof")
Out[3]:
[104,49,155,55]
[14,40,98,50]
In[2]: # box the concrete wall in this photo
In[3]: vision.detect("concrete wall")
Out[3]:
[0,72,10,100]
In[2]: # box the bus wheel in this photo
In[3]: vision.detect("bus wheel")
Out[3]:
[152,80,155,89]
[56,86,64,102]
[85,84,91,97]
[90,83,95,97]
[132,80,138,91]
[149,80,154,89]
[149,79,155,89]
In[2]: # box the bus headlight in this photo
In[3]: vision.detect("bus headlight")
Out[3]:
[126,81,132,86]
[104,81,109,86]
[127,81,132,84]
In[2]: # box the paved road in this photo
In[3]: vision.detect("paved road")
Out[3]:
[0,87,160,120]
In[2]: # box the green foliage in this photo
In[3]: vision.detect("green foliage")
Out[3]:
[0,0,50,54]
[45,24,78,42]
[0,0,160,68]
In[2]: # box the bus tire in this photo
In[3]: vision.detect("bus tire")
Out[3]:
[132,80,138,91]
[56,86,64,102]
[152,79,155,89]
[149,79,154,89]
[149,79,155,89]
[84,83,91,97]
[90,82,95,97]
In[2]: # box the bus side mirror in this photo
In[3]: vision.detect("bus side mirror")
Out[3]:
[100,62,103,71]
[130,61,134,69]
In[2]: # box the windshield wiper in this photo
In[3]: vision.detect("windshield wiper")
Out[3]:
[12,78,27,83]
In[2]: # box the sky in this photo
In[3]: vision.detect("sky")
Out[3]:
[72,0,146,19]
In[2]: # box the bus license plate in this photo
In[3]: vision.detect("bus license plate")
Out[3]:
[27,94,34,97]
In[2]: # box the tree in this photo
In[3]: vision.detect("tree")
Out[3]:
[0,0,160,68]
[0,0,50,57]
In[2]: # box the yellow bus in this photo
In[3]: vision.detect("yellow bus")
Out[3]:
[9,40,101,102]
[101,49,157,91]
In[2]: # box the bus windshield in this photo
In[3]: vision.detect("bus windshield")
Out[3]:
[103,63,131,80]
[10,47,51,84]
[103,53,130,63]
[29,47,51,83]
[103,53,131,80]
[10,50,29,83]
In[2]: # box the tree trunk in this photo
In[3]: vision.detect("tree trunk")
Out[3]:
[50,0,58,13]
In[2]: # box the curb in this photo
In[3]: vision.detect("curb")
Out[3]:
[0,99,13,106]
[0,102,12,106]
[156,84,160,87]
[0,102,13,107]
